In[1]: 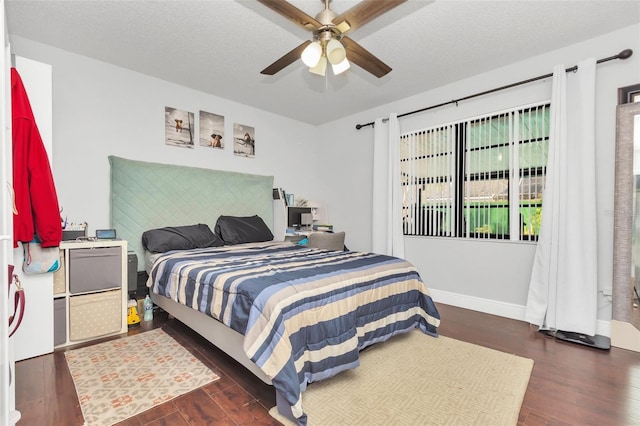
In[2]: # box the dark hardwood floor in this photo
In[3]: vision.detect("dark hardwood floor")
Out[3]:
[14,303,640,425]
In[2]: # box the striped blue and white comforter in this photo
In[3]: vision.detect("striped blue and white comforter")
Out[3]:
[148,241,440,424]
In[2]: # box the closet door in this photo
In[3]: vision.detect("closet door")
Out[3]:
[11,56,54,361]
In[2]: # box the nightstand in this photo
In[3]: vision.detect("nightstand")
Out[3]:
[53,239,128,347]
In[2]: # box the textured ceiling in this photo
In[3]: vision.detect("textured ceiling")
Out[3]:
[6,0,640,125]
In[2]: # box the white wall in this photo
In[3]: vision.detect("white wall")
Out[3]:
[9,36,326,237]
[318,24,640,326]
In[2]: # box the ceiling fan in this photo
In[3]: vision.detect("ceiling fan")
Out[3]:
[258,0,407,78]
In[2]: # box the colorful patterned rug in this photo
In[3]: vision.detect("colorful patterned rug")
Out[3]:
[65,328,219,426]
[270,330,534,425]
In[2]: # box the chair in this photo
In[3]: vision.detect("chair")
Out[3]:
[306,232,345,251]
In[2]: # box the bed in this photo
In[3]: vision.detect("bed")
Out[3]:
[109,156,441,425]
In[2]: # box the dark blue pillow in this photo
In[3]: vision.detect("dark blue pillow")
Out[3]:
[142,223,223,253]
[214,215,274,245]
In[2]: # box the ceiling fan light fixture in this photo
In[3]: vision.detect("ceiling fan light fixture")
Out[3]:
[332,58,350,75]
[259,0,402,78]
[309,55,327,76]
[326,38,346,65]
[301,41,322,67]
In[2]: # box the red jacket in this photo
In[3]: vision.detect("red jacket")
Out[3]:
[11,67,62,248]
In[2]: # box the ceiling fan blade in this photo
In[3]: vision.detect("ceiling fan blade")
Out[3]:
[342,36,392,78]
[333,0,407,34]
[261,41,311,75]
[257,0,322,31]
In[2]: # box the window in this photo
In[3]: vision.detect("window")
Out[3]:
[618,83,640,104]
[401,102,550,241]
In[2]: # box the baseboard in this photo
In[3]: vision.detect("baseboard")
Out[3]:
[429,288,611,338]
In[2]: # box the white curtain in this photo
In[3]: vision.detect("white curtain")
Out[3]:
[525,58,598,335]
[371,113,405,258]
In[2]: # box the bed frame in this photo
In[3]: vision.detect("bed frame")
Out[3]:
[150,292,271,384]
[109,156,274,384]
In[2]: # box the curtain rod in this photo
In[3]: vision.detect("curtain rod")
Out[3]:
[355,48,633,130]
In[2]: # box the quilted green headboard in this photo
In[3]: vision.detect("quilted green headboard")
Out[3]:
[109,156,274,271]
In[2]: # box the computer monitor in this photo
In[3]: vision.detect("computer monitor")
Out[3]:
[287,207,312,230]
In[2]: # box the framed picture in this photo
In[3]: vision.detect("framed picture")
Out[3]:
[165,107,194,148]
[233,123,255,158]
[199,110,225,149]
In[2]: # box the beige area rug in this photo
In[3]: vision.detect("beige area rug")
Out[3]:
[270,331,534,426]
[65,328,219,426]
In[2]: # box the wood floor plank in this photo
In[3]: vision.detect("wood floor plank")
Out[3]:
[171,388,236,425]
[142,411,189,426]
[209,383,280,425]
[132,400,178,425]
